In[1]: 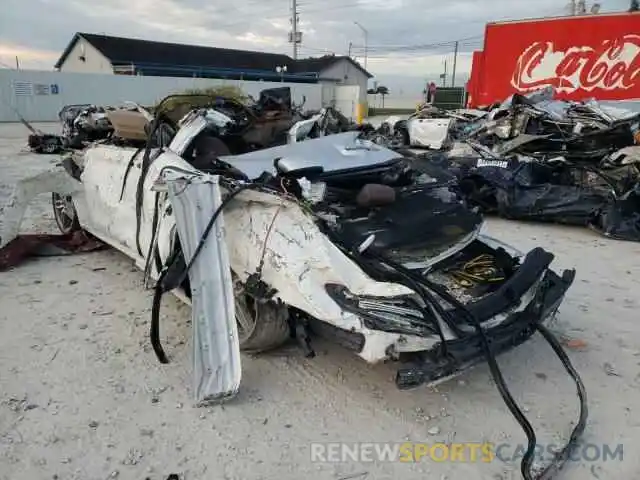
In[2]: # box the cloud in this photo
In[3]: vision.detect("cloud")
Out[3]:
[0,0,632,92]
[0,43,58,69]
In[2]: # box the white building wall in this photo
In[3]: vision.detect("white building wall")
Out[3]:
[318,58,369,103]
[58,39,113,74]
[0,69,336,122]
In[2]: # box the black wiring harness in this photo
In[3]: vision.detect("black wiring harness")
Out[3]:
[149,171,286,364]
[146,165,587,480]
[358,249,587,480]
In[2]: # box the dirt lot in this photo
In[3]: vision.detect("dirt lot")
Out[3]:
[1,122,639,480]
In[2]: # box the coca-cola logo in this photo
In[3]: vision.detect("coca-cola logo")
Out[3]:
[511,35,640,93]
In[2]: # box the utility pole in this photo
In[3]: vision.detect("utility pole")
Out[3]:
[290,0,301,59]
[354,21,368,70]
[451,41,458,88]
[348,42,352,58]
[441,59,448,87]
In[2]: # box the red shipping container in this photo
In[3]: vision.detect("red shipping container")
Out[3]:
[469,12,640,107]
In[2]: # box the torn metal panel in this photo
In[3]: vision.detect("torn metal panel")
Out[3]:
[492,134,553,156]
[407,118,453,149]
[169,113,211,156]
[608,146,640,165]
[222,188,414,320]
[219,132,399,179]
[452,108,489,119]
[164,171,240,404]
[288,112,322,143]
[590,184,640,242]
[580,99,640,123]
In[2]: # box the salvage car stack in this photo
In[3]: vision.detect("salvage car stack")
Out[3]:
[379,87,640,242]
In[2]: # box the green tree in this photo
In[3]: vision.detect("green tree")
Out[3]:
[376,86,389,107]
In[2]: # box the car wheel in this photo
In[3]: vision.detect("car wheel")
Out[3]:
[234,283,290,352]
[391,128,409,148]
[52,192,81,235]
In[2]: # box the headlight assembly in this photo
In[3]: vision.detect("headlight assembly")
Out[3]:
[325,283,436,337]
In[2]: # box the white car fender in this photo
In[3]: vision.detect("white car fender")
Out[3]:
[221,189,414,325]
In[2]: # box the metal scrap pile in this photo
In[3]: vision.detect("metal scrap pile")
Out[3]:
[379,87,640,242]
[27,103,141,153]
[25,87,362,157]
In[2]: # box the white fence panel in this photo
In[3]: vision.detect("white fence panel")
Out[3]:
[0,70,333,122]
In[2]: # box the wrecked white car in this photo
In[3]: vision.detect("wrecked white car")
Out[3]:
[381,108,456,150]
[43,100,589,478]
[50,106,573,380]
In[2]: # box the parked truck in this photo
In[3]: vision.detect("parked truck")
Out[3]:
[467,12,640,108]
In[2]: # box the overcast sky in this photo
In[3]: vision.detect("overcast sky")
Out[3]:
[0,0,633,94]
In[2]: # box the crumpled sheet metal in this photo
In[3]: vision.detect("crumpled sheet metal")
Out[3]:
[452,153,640,241]
[454,160,609,226]
[590,185,640,242]
[495,183,607,226]
[428,88,640,243]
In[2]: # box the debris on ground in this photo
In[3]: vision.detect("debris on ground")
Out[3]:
[561,338,589,350]
[0,231,105,271]
[603,362,621,377]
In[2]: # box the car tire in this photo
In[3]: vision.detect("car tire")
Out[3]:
[235,291,290,352]
[52,192,81,235]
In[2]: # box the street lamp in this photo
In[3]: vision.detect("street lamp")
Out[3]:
[354,21,368,70]
[276,65,288,83]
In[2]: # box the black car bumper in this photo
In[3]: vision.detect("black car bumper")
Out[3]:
[395,267,575,389]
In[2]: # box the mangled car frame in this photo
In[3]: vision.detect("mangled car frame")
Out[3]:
[36,93,587,479]
[27,86,355,156]
[377,87,640,243]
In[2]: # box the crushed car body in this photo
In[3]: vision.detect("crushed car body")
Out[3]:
[379,105,457,150]
[28,104,125,154]
[26,87,357,158]
[6,92,589,479]
[44,99,576,393]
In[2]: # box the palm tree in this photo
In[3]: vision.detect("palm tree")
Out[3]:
[376,86,389,107]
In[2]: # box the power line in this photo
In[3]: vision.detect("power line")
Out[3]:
[337,6,572,55]
[352,5,574,58]
[299,45,336,53]
[350,35,483,54]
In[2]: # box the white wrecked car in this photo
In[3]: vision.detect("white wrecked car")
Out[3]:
[381,110,454,150]
[46,97,579,410]
[6,92,587,480]
[380,107,488,150]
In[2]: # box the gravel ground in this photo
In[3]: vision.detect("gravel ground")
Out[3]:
[1,122,639,480]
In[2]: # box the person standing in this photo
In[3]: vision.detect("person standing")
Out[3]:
[427,82,437,104]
